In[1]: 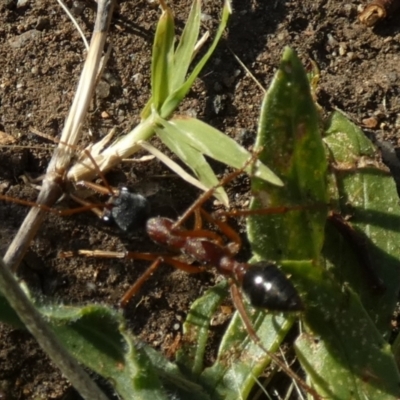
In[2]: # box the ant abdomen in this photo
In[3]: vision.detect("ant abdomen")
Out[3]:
[242,262,303,312]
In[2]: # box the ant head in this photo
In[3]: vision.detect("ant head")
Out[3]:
[145,217,176,246]
[242,261,303,312]
[103,187,150,232]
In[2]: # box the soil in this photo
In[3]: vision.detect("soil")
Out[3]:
[0,0,400,399]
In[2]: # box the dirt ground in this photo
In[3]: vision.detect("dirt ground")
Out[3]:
[0,0,400,398]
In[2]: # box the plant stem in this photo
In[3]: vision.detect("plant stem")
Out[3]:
[67,116,156,182]
[4,0,115,272]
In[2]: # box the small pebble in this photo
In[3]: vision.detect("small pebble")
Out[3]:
[17,0,29,7]
[201,13,212,22]
[8,29,41,48]
[327,33,338,47]
[35,16,50,30]
[71,0,85,15]
[339,43,347,56]
[132,73,143,85]
[173,323,180,331]
[362,117,378,129]
[96,80,110,99]
[347,52,356,61]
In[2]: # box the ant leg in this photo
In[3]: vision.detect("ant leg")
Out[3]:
[73,146,151,232]
[200,209,242,255]
[171,208,224,245]
[230,284,321,400]
[60,249,204,274]
[219,204,325,219]
[120,257,163,307]
[31,126,116,194]
[173,149,263,230]
[74,180,113,196]
[172,208,241,251]
[120,256,205,307]
[194,208,202,230]
[117,255,205,307]
[0,194,105,216]
[60,249,205,307]
[173,227,224,246]
[0,134,114,216]
[230,283,261,342]
[76,148,115,196]
[68,193,104,218]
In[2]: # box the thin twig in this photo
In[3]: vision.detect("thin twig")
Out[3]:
[4,0,115,271]
[138,140,208,191]
[0,256,109,400]
[227,45,266,93]
[56,0,89,50]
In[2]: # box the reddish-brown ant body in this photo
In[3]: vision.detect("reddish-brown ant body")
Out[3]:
[62,154,321,399]
[2,148,379,400]
[64,152,304,313]
[0,148,325,398]
[143,215,303,311]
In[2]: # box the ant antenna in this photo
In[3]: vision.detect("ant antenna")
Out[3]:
[173,148,263,229]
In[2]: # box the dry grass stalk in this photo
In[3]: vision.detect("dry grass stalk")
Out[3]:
[3,0,115,271]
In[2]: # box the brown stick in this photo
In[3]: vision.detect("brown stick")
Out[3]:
[359,0,400,26]
[3,0,115,272]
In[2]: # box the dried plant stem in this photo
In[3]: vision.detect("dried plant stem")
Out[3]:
[359,0,400,26]
[4,0,115,271]
[0,257,109,400]
[56,0,89,50]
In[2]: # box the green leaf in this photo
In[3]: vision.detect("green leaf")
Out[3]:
[151,5,175,112]
[5,294,213,399]
[324,111,376,162]
[44,304,169,399]
[160,0,232,118]
[156,116,283,187]
[176,281,229,376]
[143,345,211,400]
[97,0,241,204]
[0,293,24,328]
[284,261,400,399]
[201,308,296,399]
[144,0,231,120]
[171,0,201,90]
[177,280,296,399]
[323,111,400,334]
[154,123,229,206]
[248,46,328,262]
[247,48,400,398]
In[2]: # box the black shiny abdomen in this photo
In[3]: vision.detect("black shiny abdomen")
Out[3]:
[242,261,303,311]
